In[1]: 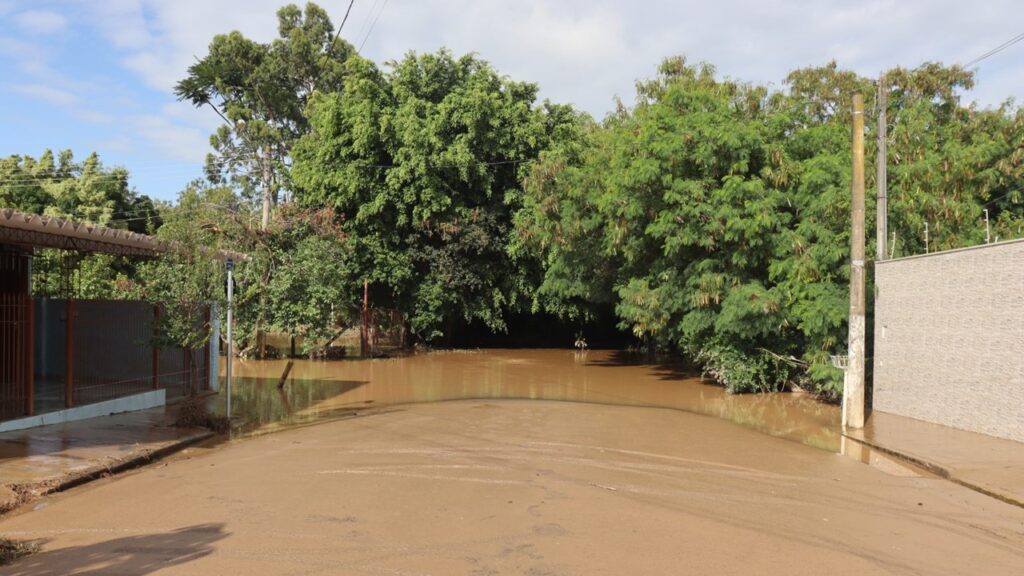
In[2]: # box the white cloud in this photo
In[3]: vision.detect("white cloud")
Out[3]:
[345,0,1024,114]
[13,10,67,35]
[88,0,151,50]
[2,0,1015,203]
[86,0,283,92]
[8,83,77,106]
[0,34,40,66]
[74,109,115,124]
[131,113,211,162]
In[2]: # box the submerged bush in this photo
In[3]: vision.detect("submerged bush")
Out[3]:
[175,397,231,434]
[694,344,796,394]
[0,539,38,566]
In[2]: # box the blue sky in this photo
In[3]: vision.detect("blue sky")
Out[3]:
[1,0,1022,203]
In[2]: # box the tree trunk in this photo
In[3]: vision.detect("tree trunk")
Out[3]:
[260,144,272,231]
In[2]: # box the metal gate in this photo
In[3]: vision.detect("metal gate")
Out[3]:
[0,293,32,420]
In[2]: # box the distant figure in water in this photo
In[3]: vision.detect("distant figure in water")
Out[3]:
[574,333,588,351]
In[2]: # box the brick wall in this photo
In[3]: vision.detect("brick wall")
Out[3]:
[873,239,1024,442]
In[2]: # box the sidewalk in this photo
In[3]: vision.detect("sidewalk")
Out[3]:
[0,407,213,514]
[845,410,1024,507]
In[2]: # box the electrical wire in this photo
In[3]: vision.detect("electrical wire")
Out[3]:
[963,31,1024,69]
[0,158,535,191]
[332,0,355,45]
[353,0,382,46]
[981,188,1022,207]
[358,0,388,52]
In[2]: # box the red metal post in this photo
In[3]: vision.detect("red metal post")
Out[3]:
[183,347,191,396]
[24,296,34,416]
[152,305,160,390]
[65,298,74,408]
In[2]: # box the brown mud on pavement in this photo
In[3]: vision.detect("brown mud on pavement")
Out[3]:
[220,349,842,450]
[0,407,212,514]
[1,400,1022,575]
[845,410,1024,507]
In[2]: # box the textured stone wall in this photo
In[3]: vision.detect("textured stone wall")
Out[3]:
[873,239,1024,442]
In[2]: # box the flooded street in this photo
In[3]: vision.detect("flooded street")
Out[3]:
[2,398,1022,575]
[4,349,1022,575]
[218,349,841,450]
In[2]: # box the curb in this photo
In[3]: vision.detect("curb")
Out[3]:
[1,429,215,517]
[842,433,1024,510]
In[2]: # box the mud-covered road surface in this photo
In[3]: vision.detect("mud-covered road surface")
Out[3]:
[1,399,1022,575]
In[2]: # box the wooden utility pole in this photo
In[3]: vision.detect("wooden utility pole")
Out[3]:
[844,94,867,430]
[876,75,888,261]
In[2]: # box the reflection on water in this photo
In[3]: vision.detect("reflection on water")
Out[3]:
[839,436,929,477]
[212,349,842,450]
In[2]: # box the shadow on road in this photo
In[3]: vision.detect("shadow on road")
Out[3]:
[1,523,227,576]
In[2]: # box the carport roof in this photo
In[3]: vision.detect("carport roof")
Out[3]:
[0,208,246,261]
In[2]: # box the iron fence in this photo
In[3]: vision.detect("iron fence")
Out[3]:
[0,293,31,420]
[0,298,212,423]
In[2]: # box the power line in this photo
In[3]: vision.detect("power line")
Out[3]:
[963,31,1024,69]
[982,188,1022,208]
[0,158,536,192]
[354,0,382,45]
[358,0,388,52]
[0,156,275,185]
[332,0,355,45]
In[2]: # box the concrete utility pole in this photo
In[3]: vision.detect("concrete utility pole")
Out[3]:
[876,75,888,261]
[844,94,867,430]
[226,258,234,419]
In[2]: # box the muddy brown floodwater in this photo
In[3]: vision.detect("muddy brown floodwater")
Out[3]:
[218,349,842,450]
[3,349,1024,574]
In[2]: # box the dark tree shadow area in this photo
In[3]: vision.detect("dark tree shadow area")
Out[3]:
[583,349,699,382]
[1,523,227,576]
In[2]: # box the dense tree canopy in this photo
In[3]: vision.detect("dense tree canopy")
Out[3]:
[176,2,358,229]
[291,49,583,339]
[7,1,1024,398]
[513,57,1024,397]
[0,149,159,230]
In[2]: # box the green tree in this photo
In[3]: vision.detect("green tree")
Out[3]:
[1,150,162,299]
[292,49,583,340]
[175,2,357,230]
[263,205,360,354]
[514,57,1024,398]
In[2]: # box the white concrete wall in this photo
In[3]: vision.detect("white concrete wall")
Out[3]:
[873,238,1024,442]
[0,389,166,433]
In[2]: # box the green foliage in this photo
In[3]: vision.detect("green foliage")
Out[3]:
[694,344,797,394]
[129,182,360,357]
[176,2,357,222]
[12,6,1024,402]
[131,184,237,352]
[262,206,359,352]
[515,57,1024,397]
[0,150,160,230]
[1,150,161,299]
[292,49,582,339]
